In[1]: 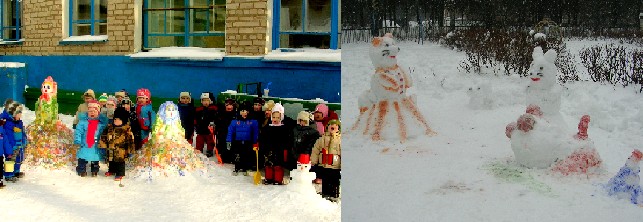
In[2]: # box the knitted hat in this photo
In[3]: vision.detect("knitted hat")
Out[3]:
[98,93,108,103]
[136,88,151,99]
[315,104,329,118]
[271,103,285,121]
[106,95,117,106]
[87,100,101,111]
[113,107,129,125]
[225,98,236,105]
[82,89,95,99]
[327,119,341,129]
[200,92,215,101]
[297,111,312,121]
[263,100,276,112]
[6,101,23,117]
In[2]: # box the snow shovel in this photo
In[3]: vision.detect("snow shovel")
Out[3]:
[254,148,261,185]
[208,126,223,165]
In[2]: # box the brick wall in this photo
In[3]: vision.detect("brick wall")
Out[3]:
[0,0,136,56]
[226,0,268,56]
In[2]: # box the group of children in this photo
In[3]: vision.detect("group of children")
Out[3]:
[0,88,342,201]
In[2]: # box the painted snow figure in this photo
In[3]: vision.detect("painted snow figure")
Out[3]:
[133,101,205,177]
[506,105,572,168]
[353,33,436,143]
[467,82,494,110]
[551,115,603,175]
[606,149,643,205]
[526,47,567,128]
[34,76,59,125]
[25,77,75,168]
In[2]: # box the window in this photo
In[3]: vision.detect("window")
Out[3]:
[69,0,107,36]
[143,0,226,48]
[273,0,340,49]
[1,0,21,41]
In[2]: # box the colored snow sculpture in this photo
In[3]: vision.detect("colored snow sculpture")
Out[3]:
[352,33,436,143]
[467,82,494,110]
[25,76,75,168]
[525,47,567,127]
[551,115,603,175]
[133,101,206,177]
[606,149,643,205]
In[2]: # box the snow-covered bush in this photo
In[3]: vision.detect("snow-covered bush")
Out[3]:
[579,44,643,92]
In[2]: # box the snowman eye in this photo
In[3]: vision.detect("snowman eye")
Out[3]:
[385,44,389,47]
[539,67,543,70]
[538,73,544,77]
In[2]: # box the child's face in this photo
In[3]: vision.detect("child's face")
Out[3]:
[14,113,22,120]
[137,97,148,105]
[271,112,281,125]
[253,103,262,111]
[99,101,107,106]
[225,103,233,111]
[123,103,131,110]
[88,107,99,118]
[114,118,123,126]
[180,96,190,104]
[328,124,339,134]
[298,119,308,127]
[314,112,323,121]
[265,110,272,118]
[106,102,116,109]
[240,111,248,119]
[84,96,93,103]
[201,98,211,107]
[116,95,123,102]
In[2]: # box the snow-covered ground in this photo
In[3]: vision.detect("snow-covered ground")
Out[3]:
[341,40,643,221]
[0,110,340,221]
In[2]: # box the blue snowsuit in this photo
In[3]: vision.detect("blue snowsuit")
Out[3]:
[74,112,107,174]
[226,118,259,172]
[0,125,12,180]
[3,115,27,179]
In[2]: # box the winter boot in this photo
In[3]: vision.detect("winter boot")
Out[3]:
[273,166,284,185]
[16,172,25,178]
[105,172,113,177]
[232,170,239,176]
[91,172,98,177]
[243,170,249,176]
[79,172,87,177]
[114,176,123,181]
[0,180,5,188]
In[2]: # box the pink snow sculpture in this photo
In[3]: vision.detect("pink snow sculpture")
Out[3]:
[517,114,536,133]
[606,150,643,205]
[574,115,590,140]
[352,33,436,143]
[505,122,517,139]
[526,104,543,117]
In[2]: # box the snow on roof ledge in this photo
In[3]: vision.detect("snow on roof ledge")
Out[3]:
[61,35,108,42]
[129,47,225,61]
[263,48,341,63]
[0,62,26,68]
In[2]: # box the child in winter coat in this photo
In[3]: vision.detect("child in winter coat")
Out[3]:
[226,107,259,176]
[74,100,107,177]
[194,92,218,157]
[261,103,291,185]
[216,98,237,163]
[178,92,195,145]
[136,88,155,145]
[105,95,117,123]
[313,103,339,136]
[121,97,142,150]
[99,107,135,180]
[291,111,320,170]
[0,119,10,188]
[73,89,95,129]
[3,101,27,182]
[311,119,341,202]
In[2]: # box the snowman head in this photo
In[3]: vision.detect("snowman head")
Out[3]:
[528,47,558,87]
[297,163,311,172]
[370,33,400,69]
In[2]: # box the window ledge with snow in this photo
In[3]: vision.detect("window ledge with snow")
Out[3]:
[59,35,108,45]
[129,47,225,61]
[0,62,26,68]
[263,48,341,63]
[0,39,24,45]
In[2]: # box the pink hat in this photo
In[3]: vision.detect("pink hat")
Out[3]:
[315,104,329,118]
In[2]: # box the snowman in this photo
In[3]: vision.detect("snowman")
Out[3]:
[352,33,436,143]
[605,149,643,205]
[287,155,317,195]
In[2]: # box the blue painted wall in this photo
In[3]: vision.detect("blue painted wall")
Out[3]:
[0,56,340,103]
